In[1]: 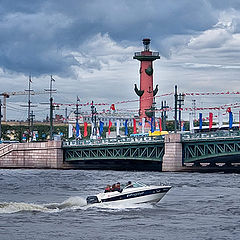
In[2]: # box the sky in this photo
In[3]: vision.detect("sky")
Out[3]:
[1,0,240,122]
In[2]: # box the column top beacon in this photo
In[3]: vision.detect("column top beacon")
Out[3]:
[142,38,151,51]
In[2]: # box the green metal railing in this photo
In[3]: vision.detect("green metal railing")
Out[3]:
[63,135,164,146]
[183,139,240,163]
[182,130,240,141]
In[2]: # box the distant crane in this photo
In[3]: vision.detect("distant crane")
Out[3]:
[0,91,49,121]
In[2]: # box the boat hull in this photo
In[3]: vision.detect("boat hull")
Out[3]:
[98,186,171,205]
[102,192,167,205]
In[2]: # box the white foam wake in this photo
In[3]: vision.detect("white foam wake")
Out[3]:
[0,196,87,214]
[0,196,156,214]
[0,202,54,214]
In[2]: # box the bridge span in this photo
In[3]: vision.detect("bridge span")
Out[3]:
[0,132,239,172]
[63,136,164,171]
[63,131,240,172]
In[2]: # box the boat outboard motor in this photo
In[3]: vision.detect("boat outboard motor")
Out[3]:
[86,195,100,204]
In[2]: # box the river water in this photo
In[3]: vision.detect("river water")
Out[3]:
[0,169,239,240]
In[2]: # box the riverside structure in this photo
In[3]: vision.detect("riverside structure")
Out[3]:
[0,131,240,172]
[134,38,160,122]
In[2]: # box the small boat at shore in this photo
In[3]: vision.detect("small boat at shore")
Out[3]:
[86,182,171,205]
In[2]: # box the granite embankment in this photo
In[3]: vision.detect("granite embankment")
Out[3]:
[0,141,64,169]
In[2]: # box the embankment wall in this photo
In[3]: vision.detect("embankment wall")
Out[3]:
[0,141,63,169]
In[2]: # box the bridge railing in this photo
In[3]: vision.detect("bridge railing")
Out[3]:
[182,130,240,141]
[63,135,164,146]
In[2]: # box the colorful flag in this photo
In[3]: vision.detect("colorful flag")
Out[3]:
[76,122,80,138]
[68,124,73,138]
[181,121,185,131]
[151,117,154,133]
[229,111,233,129]
[22,133,26,141]
[141,118,145,134]
[91,121,94,136]
[189,113,194,133]
[96,127,100,138]
[226,107,231,113]
[209,112,213,130]
[159,118,162,131]
[110,104,115,111]
[218,111,223,128]
[124,119,128,135]
[133,119,137,134]
[84,122,88,137]
[116,120,120,136]
[99,121,104,136]
[199,113,202,130]
[108,120,112,136]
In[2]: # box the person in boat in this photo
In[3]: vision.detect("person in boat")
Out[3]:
[115,182,121,192]
[111,184,116,191]
[126,181,133,188]
[104,185,111,193]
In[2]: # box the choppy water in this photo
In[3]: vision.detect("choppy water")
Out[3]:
[0,169,239,240]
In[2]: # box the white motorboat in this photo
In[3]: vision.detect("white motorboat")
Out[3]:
[86,182,171,205]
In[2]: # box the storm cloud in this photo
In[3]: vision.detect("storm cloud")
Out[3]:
[0,0,220,76]
[1,0,240,120]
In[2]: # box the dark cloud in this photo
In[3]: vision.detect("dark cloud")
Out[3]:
[209,0,240,10]
[0,0,236,77]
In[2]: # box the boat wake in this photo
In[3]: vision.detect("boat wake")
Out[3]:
[0,196,155,214]
[0,196,87,214]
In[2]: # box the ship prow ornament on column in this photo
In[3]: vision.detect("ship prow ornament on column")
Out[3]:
[133,38,160,128]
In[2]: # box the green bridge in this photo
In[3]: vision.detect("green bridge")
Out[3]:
[62,131,240,171]
[63,136,165,170]
[183,133,240,165]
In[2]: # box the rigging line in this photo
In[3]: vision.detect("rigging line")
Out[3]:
[6,105,27,113]
[33,109,49,113]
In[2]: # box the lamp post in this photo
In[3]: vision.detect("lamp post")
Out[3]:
[178,93,185,131]
[94,106,97,137]
[91,101,94,137]
[90,101,98,138]
[161,100,169,131]
[75,96,81,139]
[152,97,156,130]
[49,96,53,140]
[27,76,33,141]
[174,85,185,132]
[30,110,35,140]
[46,75,56,141]
[174,85,178,132]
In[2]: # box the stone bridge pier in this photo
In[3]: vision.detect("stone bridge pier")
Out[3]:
[162,133,184,171]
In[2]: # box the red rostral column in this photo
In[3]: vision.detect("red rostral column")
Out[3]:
[133,38,160,122]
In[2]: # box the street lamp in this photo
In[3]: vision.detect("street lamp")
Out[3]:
[174,85,185,132]
[178,93,185,131]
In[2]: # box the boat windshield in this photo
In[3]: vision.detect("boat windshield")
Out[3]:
[123,181,147,189]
